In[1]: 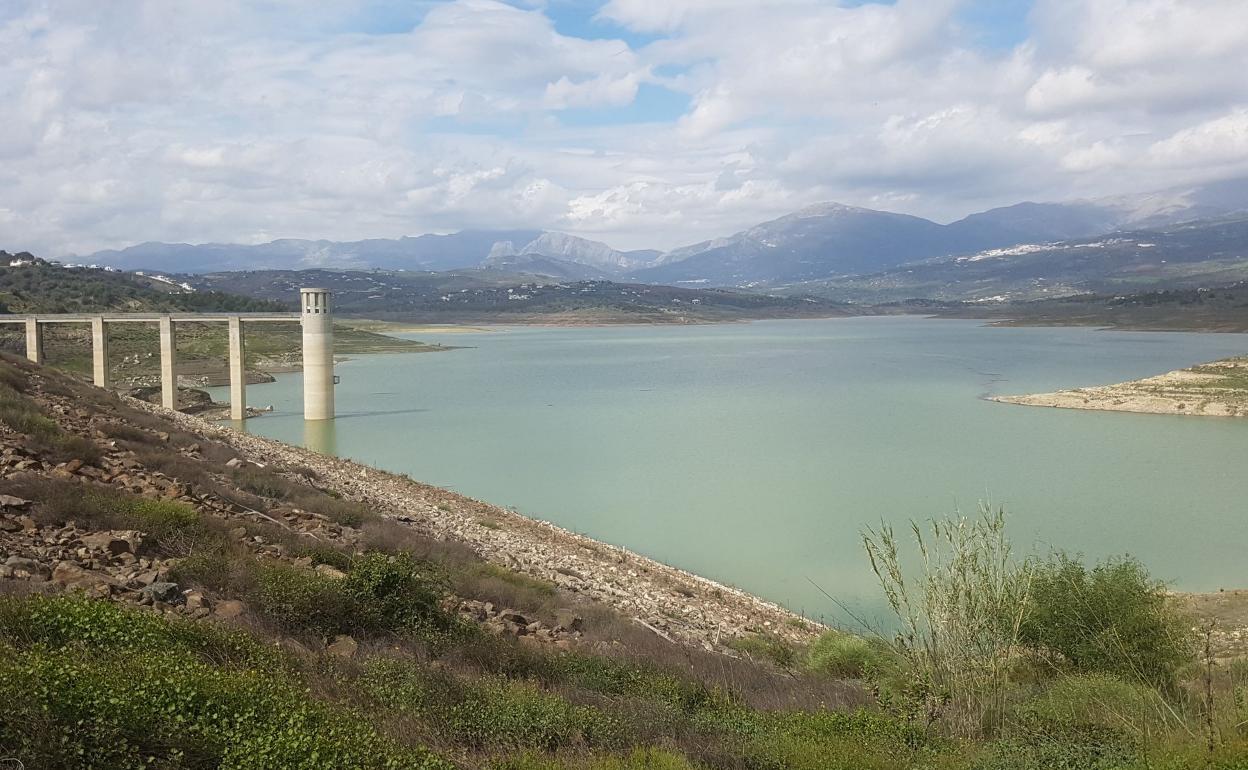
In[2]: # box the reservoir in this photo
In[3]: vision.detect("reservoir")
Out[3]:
[214,317,1248,626]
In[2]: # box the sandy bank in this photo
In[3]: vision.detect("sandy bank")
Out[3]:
[131,401,822,650]
[992,356,1248,418]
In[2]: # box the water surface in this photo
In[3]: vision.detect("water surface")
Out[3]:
[214,318,1248,626]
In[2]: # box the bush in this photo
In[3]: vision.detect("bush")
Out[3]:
[728,633,798,669]
[1011,673,1171,735]
[0,596,450,769]
[495,748,701,770]
[1019,554,1191,688]
[253,553,458,643]
[807,631,894,679]
[361,659,621,751]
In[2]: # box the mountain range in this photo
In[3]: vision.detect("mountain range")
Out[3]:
[69,177,1248,295]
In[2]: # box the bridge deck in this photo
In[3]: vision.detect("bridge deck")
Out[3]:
[0,313,300,324]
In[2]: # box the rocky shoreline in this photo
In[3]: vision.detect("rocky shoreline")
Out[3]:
[131,400,821,650]
[992,355,1248,418]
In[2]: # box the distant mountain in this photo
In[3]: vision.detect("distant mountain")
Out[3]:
[482,251,613,281]
[72,176,1248,291]
[84,230,545,273]
[630,178,1248,289]
[629,203,964,286]
[484,232,661,276]
[793,214,1248,303]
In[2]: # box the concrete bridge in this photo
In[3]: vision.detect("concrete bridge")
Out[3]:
[0,288,335,421]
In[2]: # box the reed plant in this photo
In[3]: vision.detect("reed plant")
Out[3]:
[863,504,1032,736]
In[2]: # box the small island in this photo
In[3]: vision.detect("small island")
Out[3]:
[993,355,1248,417]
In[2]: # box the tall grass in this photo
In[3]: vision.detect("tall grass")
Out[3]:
[863,505,1032,735]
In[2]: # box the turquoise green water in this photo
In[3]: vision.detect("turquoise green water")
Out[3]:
[213,318,1248,626]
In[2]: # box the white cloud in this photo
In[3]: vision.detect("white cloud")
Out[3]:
[1,0,1247,257]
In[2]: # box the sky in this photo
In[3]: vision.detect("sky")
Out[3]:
[2,0,1248,256]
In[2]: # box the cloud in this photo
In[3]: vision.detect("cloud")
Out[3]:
[1,0,1247,256]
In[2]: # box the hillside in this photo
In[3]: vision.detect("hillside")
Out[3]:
[932,282,1248,332]
[0,254,444,388]
[799,215,1248,303]
[178,269,850,324]
[4,351,1248,767]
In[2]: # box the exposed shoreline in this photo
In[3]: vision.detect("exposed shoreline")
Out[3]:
[133,400,822,650]
[991,355,1248,418]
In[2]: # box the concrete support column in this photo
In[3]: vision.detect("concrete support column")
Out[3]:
[91,316,109,388]
[300,288,334,421]
[159,316,178,410]
[24,318,43,364]
[228,316,246,421]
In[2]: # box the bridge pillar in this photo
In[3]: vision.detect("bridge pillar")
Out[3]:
[159,316,178,410]
[91,316,109,388]
[24,318,43,364]
[228,316,246,421]
[300,288,334,421]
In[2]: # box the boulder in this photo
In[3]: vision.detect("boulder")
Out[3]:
[314,564,347,580]
[51,562,116,595]
[80,531,141,556]
[5,556,49,578]
[141,581,183,604]
[214,599,246,619]
[554,609,584,633]
[327,634,358,658]
[0,494,32,509]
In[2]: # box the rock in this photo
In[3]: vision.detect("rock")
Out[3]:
[5,556,48,577]
[184,590,208,611]
[554,610,584,633]
[63,458,84,473]
[314,564,347,579]
[0,494,32,509]
[51,562,115,594]
[80,531,140,556]
[129,570,160,587]
[225,458,245,469]
[500,611,529,626]
[327,634,358,658]
[0,518,21,533]
[215,599,246,619]
[141,581,183,604]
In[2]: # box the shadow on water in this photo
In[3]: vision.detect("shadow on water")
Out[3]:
[331,407,431,421]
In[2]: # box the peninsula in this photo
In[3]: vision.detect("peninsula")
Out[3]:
[993,355,1248,417]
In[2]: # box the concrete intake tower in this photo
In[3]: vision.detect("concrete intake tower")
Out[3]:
[300,288,335,421]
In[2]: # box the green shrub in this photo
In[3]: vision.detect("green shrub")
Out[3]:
[254,563,351,638]
[1019,554,1191,688]
[253,554,457,643]
[361,659,620,751]
[728,633,798,668]
[0,597,449,769]
[494,747,702,770]
[807,631,895,679]
[1011,673,1171,735]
